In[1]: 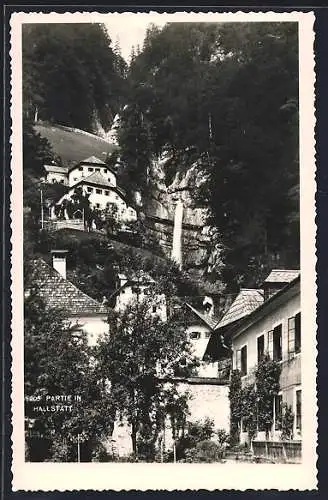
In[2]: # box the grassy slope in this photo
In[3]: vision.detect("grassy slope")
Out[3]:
[34,122,118,166]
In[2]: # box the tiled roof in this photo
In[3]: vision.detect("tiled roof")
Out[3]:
[264,269,300,284]
[185,303,219,330]
[44,164,68,174]
[79,171,113,187]
[31,259,108,316]
[215,289,264,330]
[80,156,107,166]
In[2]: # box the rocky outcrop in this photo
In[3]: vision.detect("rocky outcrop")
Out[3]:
[141,153,217,273]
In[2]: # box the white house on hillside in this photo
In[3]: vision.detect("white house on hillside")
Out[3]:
[110,272,167,322]
[45,156,137,224]
[30,250,109,347]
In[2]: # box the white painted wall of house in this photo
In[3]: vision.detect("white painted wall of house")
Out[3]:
[68,165,116,187]
[115,285,167,322]
[46,171,68,185]
[185,323,218,378]
[69,314,108,347]
[231,291,301,443]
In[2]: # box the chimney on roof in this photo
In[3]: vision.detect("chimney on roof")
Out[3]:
[51,250,68,279]
[203,296,214,317]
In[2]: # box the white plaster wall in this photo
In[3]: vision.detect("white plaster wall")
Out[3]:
[164,382,230,451]
[115,286,167,322]
[231,291,301,443]
[185,324,218,377]
[69,314,108,347]
[46,172,68,185]
[68,165,116,187]
[232,293,300,374]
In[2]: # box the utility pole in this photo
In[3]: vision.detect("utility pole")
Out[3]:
[40,189,44,230]
[77,433,80,463]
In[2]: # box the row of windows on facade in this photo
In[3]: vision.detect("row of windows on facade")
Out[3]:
[189,331,211,340]
[84,187,118,197]
[236,312,301,377]
[77,167,110,174]
[241,389,302,433]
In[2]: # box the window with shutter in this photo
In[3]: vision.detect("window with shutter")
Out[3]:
[288,316,296,359]
[295,313,301,354]
[257,335,265,363]
[236,349,241,370]
[273,324,282,361]
[274,395,283,430]
[268,330,274,359]
[241,345,247,376]
[296,390,302,431]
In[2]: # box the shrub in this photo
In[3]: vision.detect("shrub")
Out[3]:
[184,440,224,463]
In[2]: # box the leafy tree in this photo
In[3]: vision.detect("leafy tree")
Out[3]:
[96,297,198,458]
[119,22,299,290]
[24,274,114,461]
[22,23,126,131]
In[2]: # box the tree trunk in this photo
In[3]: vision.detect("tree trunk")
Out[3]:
[131,420,137,455]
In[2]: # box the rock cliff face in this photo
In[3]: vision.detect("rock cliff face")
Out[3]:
[140,154,217,275]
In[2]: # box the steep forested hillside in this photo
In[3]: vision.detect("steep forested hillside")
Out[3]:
[23,23,127,132]
[23,21,300,293]
[118,22,299,290]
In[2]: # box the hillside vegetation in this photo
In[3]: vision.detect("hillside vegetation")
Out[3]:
[23,21,300,293]
[34,123,117,166]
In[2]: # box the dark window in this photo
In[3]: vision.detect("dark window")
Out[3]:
[296,390,302,430]
[241,345,247,376]
[152,305,157,313]
[295,313,301,354]
[87,187,93,193]
[105,190,110,196]
[273,324,282,361]
[104,168,107,173]
[241,418,247,432]
[96,189,102,194]
[95,168,100,172]
[96,203,100,209]
[132,286,140,294]
[88,167,93,172]
[274,395,282,430]
[60,179,64,184]
[78,167,83,171]
[190,332,201,340]
[257,334,265,363]
[205,331,211,338]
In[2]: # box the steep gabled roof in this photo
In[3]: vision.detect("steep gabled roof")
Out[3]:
[264,269,300,284]
[73,172,126,199]
[44,164,68,174]
[80,155,107,165]
[78,171,114,188]
[185,303,219,330]
[31,259,108,316]
[68,155,116,175]
[215,289,264,330]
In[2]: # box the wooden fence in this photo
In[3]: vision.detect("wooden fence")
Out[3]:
[252,440,302,463]
[43,219,85,232]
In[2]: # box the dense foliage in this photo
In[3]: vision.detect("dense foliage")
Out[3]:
[24,281,114,461]
[229,356,281,444]
[23,23,127,131]
[118,22,299,290]
[96,297,198,458]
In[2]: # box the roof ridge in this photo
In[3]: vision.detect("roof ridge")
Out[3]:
[35,259,107,311]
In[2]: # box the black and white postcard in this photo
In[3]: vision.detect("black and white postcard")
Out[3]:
[10,10,317,491]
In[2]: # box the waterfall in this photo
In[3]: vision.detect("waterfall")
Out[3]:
[171,199,183,269]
